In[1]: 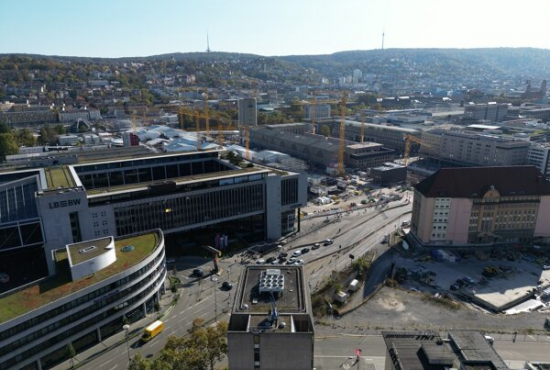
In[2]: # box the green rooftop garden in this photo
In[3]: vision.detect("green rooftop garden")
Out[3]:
[45,166,76,189]
[0,232,160,324]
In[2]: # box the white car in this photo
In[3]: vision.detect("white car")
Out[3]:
[256,259,265,265]
[292,250,302,257]
[297,259,305,265]
[288,257,297,264]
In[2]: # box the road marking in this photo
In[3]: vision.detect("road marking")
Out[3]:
[100,358,114,366]
[108,365,118,370]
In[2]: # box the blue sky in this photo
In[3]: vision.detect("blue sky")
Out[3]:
[1,0,550,57]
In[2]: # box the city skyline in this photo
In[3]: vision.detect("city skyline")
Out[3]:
[1,0,550,58]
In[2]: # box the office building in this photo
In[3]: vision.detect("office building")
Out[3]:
[238,98,258,127]
[0,151,307,278]
[464,102,508,122]
[304,103,331,121]
[410,166,550,246]
[370,162,407,185]
[0,230,166,370]
[333,120,420,154]
[382,331,508,370]
[420,129,530,167]
[250,124,395,171]
[528,143,550,178]
[228,266,314,370]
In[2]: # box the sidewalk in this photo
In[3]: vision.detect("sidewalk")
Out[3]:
[50,281,176,370]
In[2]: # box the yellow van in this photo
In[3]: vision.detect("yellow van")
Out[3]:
[141,320,164,342]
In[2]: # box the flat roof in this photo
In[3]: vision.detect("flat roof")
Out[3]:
[86,167,265,196]
[0,231,160,324]
[382,332,455,370]
[346,142,382,149]
[234,266,306,314]
[44,166,76,189]
[67,237,112,265]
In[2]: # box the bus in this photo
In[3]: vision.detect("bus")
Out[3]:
[141,320,164,342]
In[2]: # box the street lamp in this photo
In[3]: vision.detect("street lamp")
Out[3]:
[123,324,131,364]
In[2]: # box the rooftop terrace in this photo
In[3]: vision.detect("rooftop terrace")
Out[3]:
[0,231,160,324]
[67,237,112,265]
[44,166,76,189]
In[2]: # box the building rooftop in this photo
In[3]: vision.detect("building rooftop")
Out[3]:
[67,237,112,265]
[346,142,383,150]
[0,231,161,324]
[44,166,76,189]
[415,166,550,198]
[233,266,306,314]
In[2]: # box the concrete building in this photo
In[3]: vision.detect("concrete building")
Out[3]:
[420,129,530,167]
[332,120,420,154]
[410,166,550,247]
[228,266,314,370]
[304,103,331,121]
[382,331,508,370]
[464,102,508,122]
[0,230,166,370]
[249,124,395,171]
[370,162,407,185]
[528,143,550,178]
[238,98,258,127]
[0,151,307,276]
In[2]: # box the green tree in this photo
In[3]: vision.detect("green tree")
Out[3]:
[0,122,11,134]
[352,257,370,277]
[320,125,331,137]
[39,124,51,145]
[0,132,19,161]
[16,128,36,147]
[131,318,228,370]
[54,124,66,135]
[129,353,150,370]
[66,343,76,369]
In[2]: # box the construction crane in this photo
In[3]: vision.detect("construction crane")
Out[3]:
[132,112,137,133]
[195,111,201,151]
[403,134,429,166]
[338,91,347,177]
[245,125,250,160]
[204,94,210,138]
[360,111,365,143]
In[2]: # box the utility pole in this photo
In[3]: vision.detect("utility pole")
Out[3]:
[123,324,131,364]
[214,283,218,322]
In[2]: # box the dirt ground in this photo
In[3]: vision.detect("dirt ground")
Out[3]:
[329,286,550,334]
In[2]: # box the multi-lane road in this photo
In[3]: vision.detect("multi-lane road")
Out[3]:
[74,197,548,370]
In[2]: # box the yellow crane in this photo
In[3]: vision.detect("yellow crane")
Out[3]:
[360,110,365,143]
[338,91,347,177]
[204,94,210,138]
[403,134,430,166]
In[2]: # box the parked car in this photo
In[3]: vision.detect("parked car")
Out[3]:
[292,250,302,257]
[166,258,176,264]
[312,243,321,250]
[222,281,233,290]
[279,257,287,263]
[463,276,476,284]
[323,239,334,246]
[301,248,310,254]
[543,265,550,270]
[266,257,277,264]
[450,283,459,291]
[279,252,288,258]
[484,335,494,345]
[256,259,266,265]
[192,268,204,277]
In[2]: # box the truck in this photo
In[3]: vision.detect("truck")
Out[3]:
[141,320,164,342]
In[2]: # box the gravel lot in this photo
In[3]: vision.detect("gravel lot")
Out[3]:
[328,286,550,333]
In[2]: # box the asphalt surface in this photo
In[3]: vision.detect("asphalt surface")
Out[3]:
[68,194,548,370]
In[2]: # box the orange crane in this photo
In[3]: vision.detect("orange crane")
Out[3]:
[338,91,347,177]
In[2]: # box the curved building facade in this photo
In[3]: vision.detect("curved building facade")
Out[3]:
[0,230,166,370]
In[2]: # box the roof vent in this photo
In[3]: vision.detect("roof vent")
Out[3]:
[79,245,97,254]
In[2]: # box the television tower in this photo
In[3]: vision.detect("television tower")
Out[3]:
[207,32,211,53]
[381,30,385,51]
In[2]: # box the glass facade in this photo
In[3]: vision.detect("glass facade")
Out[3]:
[281,178,298,206]
[115,183,265,236]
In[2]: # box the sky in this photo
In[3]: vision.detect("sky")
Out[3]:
[1,0,550,58]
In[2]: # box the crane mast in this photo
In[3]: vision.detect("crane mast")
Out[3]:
[338,92,347,177]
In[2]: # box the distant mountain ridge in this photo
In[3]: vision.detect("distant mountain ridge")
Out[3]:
[1,47,549,83]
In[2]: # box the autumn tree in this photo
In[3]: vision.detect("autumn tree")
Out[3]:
[129,318,228,370]
[320,125,331,137]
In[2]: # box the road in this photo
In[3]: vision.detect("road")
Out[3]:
[75,198,413,370]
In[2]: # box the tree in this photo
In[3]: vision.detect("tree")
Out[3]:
[320,125,331,137]
[352,257,370,277]
[54,124,66,135]
[0,122,11,134]
[131,318,228,370]
[0,132,19,161]
[129,353,150,370]
[16,128,36,147]
[66,343,76,369]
